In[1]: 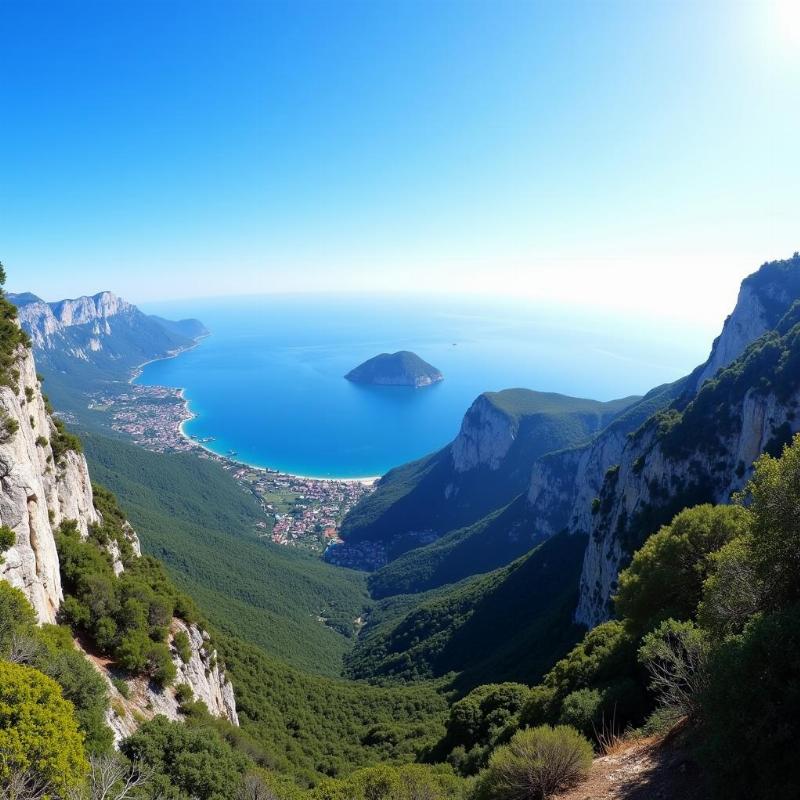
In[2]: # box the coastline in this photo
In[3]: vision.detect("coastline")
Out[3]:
[134,339,381,486]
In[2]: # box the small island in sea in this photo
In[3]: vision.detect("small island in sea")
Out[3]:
[345,350,444,388]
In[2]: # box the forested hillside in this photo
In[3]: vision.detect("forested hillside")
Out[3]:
[346,533,586,690]
[337,390,639,579]
[82,431,370,676]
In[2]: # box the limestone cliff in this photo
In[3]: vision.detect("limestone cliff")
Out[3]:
[576,378,800,627]
[516,256,800,632]
[451,393,517,473]
[98,620,238,743]
[0,330,238,735]
[0,343,98,621]
[8,291,207,390]
[12,291,136,351]
[573,256,800,627]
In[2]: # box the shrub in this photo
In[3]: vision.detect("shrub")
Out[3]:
[33,625,113,754]
[0,410,19,443]
[311,763,466,800]
[175,682,193,704]
[50,417,83,462]
[697,536,761,637]
[121,716,251,800]
[614,504,751,633]
[474,725,592,800]
[557,689,603,738]
[544,621,635,701]
[146,641,177,686]
[0,525,14,555]
[111,676,131,699]
[0,661,88,791]
[739,435,800,609]
[174,630,192,664]
[638,619,708,721]
[519,684,557,728]
[699,606,800,800]
[35,435,48,447]
[0,580,37,651]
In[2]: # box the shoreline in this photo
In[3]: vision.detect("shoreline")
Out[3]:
[134,339,381,486]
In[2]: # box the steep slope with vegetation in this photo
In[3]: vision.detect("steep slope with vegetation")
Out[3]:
[82,431,370,676]
[0,265,459,797]
[578,258,800,626]
[347,533,586,691]
[338,390,638,580]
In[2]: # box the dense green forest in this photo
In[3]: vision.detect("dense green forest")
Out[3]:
[346,533,586,691]
[82,431,370,676]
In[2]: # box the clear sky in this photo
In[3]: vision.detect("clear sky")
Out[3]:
[1,0,797,324]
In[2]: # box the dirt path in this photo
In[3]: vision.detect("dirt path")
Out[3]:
[558,734,704,800]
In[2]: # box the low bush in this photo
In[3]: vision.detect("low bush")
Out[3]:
[474,725,592,800]
[175,630,192,664]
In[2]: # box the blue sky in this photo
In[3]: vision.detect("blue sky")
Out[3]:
[1,0,798,324]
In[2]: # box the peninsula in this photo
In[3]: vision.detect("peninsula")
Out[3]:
[345,350,443,388]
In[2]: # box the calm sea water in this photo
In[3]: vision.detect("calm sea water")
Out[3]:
[137,295,714,478]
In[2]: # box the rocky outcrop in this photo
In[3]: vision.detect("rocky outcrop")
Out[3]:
[575,381,800,627]
[169,620,238,724]
[688,284,770,393]
[87,620,239,743]
[451,394,517,473]
[0,344,99,622]
[51,292,135,328]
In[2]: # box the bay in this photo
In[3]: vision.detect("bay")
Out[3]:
[137,294,713,478]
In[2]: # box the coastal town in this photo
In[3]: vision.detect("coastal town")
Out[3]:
[89,384,197,453]
[89,383,376,554]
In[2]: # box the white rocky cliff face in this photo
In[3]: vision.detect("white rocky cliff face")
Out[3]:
[0,334,238,735]
[451,394,517,473]
[575,385,800,628]
[688,283,772,393]
[0,344,98,622]
[525,276,778,546]
[15,291,136,349]
[99,620,239,743]
[524,263,800,631]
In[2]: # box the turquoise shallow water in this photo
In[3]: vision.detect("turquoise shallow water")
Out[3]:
[137,295,712,478]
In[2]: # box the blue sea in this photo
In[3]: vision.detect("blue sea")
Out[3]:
[137,294,714,478]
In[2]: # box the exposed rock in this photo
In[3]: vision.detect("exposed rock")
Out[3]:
[12,291,135,350]
[0,331,237,739]
[575,384,800,627]
[89,620,239,744]
[521,258,800,631]
[687,283,772,394]
[525,384,684,541]
[451,394,516,472]
[169,620,238,724]
[0,343,98,622]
